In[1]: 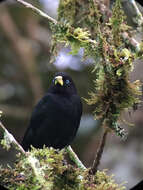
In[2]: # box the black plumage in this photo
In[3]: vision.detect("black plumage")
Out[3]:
[22,72,82,150]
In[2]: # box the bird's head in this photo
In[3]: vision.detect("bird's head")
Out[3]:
[49,72,77,96]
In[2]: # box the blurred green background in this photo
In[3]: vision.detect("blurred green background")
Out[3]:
[0,0,143,189]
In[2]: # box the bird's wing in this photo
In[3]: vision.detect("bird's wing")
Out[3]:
[21,94,55,149]
[30,94,53,126]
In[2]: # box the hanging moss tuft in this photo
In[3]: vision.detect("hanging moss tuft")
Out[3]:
[51,0,141,138]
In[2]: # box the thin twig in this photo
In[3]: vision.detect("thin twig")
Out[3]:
[15,0,58,25]
[90,129,108,174]
[66,146,86,170]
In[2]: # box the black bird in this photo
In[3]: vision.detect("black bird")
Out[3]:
[22,72,82,151]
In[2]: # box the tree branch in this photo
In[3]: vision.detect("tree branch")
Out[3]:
[0,122,47,187]
[13,0,142,53]
[15,0,58,25]
[0,121,25,153]
[66,146,86,170]
[90,129,108,174]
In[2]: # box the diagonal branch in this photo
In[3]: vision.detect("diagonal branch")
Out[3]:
[15,0,58,25]
[0,121,47,187]
[0,121,25,154]
[90,129,108,174]
[66,146,86,170]
[0,121,86,172]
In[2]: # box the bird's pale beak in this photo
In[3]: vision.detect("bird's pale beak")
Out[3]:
[54,76,64,86]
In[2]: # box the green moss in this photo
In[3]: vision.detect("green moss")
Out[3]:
[58,0,76,25]
[0,147,126,190]
[51,0,142,138]
[1,132,12,150]
[109,0,127,46]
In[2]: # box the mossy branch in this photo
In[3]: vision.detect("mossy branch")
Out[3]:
[0,121,25,153]
[0,120,87,189]
[15,0,142,53]
[0,122,48,188]
[0,120,85,170]
[66,146,86,170]
[0,122,125,190]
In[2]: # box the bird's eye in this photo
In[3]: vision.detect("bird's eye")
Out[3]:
[65,79,70,85]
